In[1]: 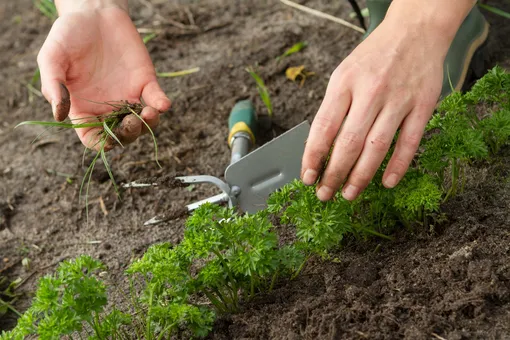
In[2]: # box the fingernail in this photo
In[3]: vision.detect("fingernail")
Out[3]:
[51,100,57,117]
[302,169,318,185]
[316,185,333,201]
[384,173,399,188]
[342,185,359,201]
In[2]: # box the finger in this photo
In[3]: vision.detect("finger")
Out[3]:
[316,95,383,201]
[116,114,143,145]
[141,80,171,112]
[382,106,431,188]
[76,126,115,152]
[301,80,352,186]
[140,106,160,135]
[341,107,405,200]
[37,40,70,121]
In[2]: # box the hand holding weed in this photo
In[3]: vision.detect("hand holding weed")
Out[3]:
[301,0,474,201]
[37,4,171,150]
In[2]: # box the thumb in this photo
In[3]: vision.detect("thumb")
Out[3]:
[141,79,171,112]
[37,39,71,122]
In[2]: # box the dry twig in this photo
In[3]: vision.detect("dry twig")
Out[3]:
[279,0,365,34]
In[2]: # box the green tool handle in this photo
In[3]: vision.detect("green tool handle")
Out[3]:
[228,100,257,147]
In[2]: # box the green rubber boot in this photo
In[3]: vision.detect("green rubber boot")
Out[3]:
[363,1,490,99]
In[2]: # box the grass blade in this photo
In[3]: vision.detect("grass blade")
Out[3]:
[127,107,162,168]
[276,42,308,61]
[143,32,158,44]
[34,0,57,20]
[103,121,124,148]
[30,68,41,86]
[15,121,103,129]
[246,67,273,117]
[478,3,510,19]
[79,148,101,222]
[100,147,119,197]
[157,67,200,78]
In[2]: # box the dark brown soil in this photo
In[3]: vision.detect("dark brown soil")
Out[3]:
[1,0,510,339]
[210,150,510,340]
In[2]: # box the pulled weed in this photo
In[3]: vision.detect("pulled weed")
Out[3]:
[4,67,510,339]
[16,100,160,220]
[246,67,273,117]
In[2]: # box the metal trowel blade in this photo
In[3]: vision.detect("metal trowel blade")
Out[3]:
[224,121,310,213]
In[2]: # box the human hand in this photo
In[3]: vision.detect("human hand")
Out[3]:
[37,3,171,151]
[301,0,474,201]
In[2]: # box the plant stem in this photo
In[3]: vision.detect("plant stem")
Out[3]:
[146,286,154,340]
[291,256,310,280]
[0,298,22,317]
[211,249,239,309]
[269,270,278,292]
[157,67,200,78]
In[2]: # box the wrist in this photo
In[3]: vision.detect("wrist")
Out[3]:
[384,0,476,53]
[55,0,129,15]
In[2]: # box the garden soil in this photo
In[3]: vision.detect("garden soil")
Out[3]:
[1,1,510,339]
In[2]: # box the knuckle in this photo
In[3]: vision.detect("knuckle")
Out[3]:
[40,86,49,100]
[400,132,422,149]
[331,66,348,83]
[322,170,346,189]
[390,157,409,175]
[368,134,391,152]
[307,149,329,170]
[349,168,373,185]
[336,131,362,152]
[312,115,335,133]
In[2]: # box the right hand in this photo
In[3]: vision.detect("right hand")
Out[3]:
[37,4,171,151]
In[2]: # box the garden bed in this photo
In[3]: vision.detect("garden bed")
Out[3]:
[1,0,510,338]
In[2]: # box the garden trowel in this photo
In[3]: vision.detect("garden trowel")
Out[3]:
[125,100,310,224]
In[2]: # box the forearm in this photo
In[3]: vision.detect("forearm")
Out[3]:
[55,0,129,15]
[385,0,476,52]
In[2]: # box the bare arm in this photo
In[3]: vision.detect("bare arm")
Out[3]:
[55,0,129,14]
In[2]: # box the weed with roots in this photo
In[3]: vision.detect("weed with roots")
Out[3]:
[16,100,160,220]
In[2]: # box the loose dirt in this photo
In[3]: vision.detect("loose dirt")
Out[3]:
[1,0,510,338]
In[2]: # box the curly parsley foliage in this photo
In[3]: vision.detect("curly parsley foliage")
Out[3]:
[4,67,510,340]
[393,171,443,227]
[465,65,510,105]
[1,255,113,339]
[421,66,510,197]
[480,109,510,153]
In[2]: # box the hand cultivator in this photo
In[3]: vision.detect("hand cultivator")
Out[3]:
[124,100,310,223]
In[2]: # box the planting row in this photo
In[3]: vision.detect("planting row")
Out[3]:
[2,66,510,339]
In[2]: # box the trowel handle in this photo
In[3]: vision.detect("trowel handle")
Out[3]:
[228,100,257,148]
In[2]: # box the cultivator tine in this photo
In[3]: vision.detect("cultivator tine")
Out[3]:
[122,181,158,188]
[175,175,232,196]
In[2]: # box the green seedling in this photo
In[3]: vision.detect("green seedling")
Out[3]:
[276,41,308,61]
[16,100,160,220]
[4,67,510,339]
[157,67,200,78]
[349,7,369,19]
[0,256,130,340]
[246,67,273,117]
[0,276,22,318]
[34,0,57,21]
[478,3,510,19]
[142,32,158,44]
[45,168,74,184]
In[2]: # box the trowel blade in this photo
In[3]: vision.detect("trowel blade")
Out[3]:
[225,120,310,213]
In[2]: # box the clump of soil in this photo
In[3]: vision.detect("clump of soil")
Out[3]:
[209,149,510,339]
[1,0,510,338]
[134,175,189,188]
